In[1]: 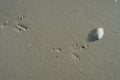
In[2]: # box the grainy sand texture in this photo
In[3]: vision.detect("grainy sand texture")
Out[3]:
[0,0,120,80]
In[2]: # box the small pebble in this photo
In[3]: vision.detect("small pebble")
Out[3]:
[81,45,87,49]
[17,23,30,31]
[88,27,104,42]
[51,47,55,51]
[51,47,62,52]
[13,27,22,32]
[81,45,89,50]
[4,21,9,25]
[56,48,62,52]
[1,21,9,28]
[72,52,80,60]
[74,43,79,47]
[19,16,25,20]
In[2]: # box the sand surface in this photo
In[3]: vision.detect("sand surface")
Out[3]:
[0,0,120,80]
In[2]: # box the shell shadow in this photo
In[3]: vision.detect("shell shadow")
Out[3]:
[87,28,98,42]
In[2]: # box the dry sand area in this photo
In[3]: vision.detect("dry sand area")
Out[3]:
[0,0,120,80]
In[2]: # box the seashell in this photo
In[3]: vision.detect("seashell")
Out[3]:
[88,27,104,42]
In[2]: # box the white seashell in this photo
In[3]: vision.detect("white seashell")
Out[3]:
[88,27,104,42]
[96,27,104,39]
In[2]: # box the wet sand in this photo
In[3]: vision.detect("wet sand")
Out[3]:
[0,0,120,80]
